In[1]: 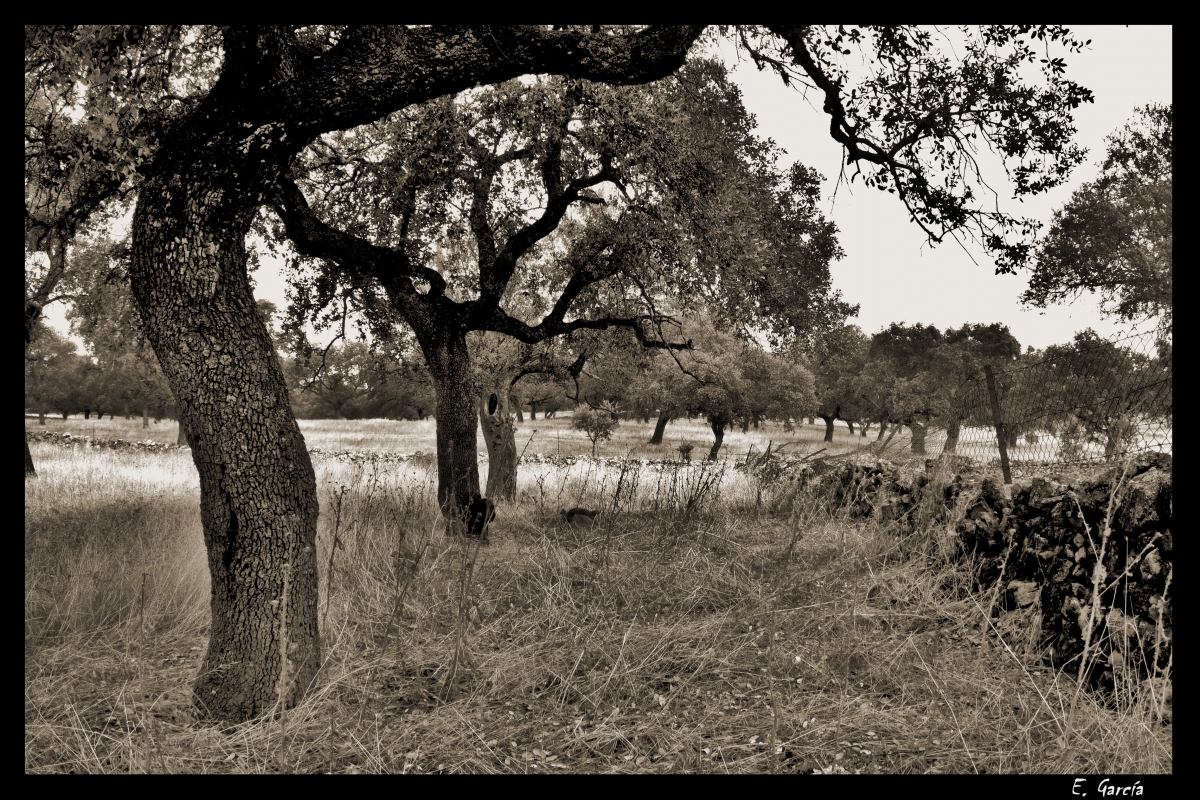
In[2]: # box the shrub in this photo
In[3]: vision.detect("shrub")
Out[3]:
[571,407,619,456]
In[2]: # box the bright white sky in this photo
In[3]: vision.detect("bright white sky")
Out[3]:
[42,26,1172,353]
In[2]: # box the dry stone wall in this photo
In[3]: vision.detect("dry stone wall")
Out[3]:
[772,452,1172,692]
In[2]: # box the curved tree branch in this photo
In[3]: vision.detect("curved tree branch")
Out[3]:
[289,26,705,141]
[269,175,449,324]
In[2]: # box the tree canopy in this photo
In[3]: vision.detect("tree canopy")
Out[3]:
[274,57,848,352]
[739,25,1094,271]
[1022,104,1172,325]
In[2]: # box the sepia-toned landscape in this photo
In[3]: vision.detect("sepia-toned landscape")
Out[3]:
[27,26,1170,774]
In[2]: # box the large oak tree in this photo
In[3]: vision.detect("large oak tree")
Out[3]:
[273,57,843,520]
[65,26,700,721]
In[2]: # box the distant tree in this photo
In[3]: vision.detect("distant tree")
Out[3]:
[1013,329,1160,460]
[25,323,86,427]
[613,335,695,445]
[373,359,437,421]
[801,324,869,442]
[67,239,176,431]
[286,341,375,419]
[939,322,1022,452]
[572,405,620,456]
[649,322,813,460]
[1023,104,1172,326]
[515,372,564,421]
[861,321,1021,455]
[862,323,949,455]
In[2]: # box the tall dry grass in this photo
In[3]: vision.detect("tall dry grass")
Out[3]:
[25,429,1170,774]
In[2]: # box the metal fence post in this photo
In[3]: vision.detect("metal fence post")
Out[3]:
[983,364,1013,485]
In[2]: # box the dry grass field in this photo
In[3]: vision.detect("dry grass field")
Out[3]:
[25,416,1171,774]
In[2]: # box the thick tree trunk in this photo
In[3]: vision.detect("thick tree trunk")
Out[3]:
[1104,428,1119,459]
[861,421,871,438]
[421,326,482,526]
[513,401,524,423]
[124,403,130,420]
[819,414,836,443]
[741,415,750,434]
[876,420,888,441]
[943,417,962,455]
[752,412,760,430]
[1104,415,1132,459]
[25,434,36,478]
[479,387,517,502]
[1006,423,1021,450]
[84,409,91,420]
[910,420,928,455]
[844,419,855,435]
[528,403,538,421]
[128,170,320,723]
[61,411,69,420]
[142,406,150,429]
[708,415,726,461]
[38,410,46,426]
[649,410,670,445]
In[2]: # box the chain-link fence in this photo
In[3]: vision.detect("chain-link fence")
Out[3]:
[930,325,1171,478]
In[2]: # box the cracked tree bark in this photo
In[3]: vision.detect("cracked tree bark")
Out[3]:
[129,161,320,721]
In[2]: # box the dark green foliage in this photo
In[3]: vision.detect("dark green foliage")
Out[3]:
[1023,105,1172,324]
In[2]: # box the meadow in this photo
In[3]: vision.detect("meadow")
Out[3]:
[25,415,1171,773]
